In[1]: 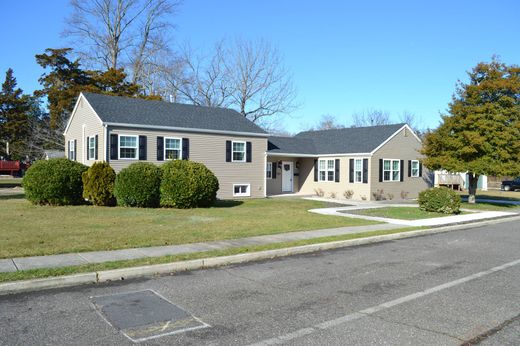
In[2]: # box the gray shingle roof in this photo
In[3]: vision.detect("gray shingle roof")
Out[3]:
[268,123,406,155]
[82,92,267,135]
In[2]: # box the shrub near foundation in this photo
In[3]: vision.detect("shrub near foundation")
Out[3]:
[23,158,88,205]
[160,160,219,208]
[82,162,116,206]
[114,162,162,207]
[418,187,461,214]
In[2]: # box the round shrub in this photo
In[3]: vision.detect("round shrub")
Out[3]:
[160,160,219,209]
[114,162,161,207]
[23,158,88,205]
[82,162,116,206]
[418,187,461,214]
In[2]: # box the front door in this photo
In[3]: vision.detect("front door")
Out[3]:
[282,161,293,192]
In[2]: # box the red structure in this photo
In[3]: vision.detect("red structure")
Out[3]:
[0,160,20,176]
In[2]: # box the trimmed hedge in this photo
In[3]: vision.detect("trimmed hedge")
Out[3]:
[23,158,88,205]
[418,187,461,214]
[160,160,219,208]
[82,162,116,206]
[114,162,161,207]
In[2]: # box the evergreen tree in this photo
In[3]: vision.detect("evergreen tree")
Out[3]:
[422,58,520,203]
[0,69,31,158]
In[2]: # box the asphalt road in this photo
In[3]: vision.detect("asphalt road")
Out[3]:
[1,220,519,345]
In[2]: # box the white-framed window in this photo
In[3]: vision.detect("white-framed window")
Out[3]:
[411,160,420,177]
[232,141,246,162]
[383,159,400,182]
[88,136,95,160]
[165,137,181,160]
[233,184,250,197]
[266,162,273,179]
[318,159,335,182]
[69,140,75,160]
[354,159,363,183]
[119,135,138,159]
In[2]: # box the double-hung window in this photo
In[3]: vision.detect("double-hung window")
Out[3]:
[318,159,335,182]
[88,136,95,160]
[411,160,420,177]
[232,141,246,162]
[266,162,273,179]
[354,159,363,183]
[69,140,75,160]
[383,159,400,182]
[119,135,138,159]
[165,138,181,160]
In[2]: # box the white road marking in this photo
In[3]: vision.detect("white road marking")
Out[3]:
[248,258,520,346]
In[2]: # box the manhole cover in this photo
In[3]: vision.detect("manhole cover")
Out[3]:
[91,290,209,342]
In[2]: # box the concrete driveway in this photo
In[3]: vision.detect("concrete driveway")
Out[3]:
[1,219,519,345]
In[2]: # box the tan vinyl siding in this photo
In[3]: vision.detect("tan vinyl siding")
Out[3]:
[63,96,104,164]
[266,157,299,195]
[108,127,267,199]
[371,127,429,199]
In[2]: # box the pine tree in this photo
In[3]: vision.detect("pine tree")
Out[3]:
[422,58,520,203]
[0,69,31,158]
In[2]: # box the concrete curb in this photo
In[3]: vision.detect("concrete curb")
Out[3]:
[1,215,519,296]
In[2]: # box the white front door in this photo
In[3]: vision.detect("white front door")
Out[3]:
[282,161,293,192]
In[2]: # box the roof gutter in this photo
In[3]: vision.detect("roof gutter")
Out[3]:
[267,152,373,158]
[103,122,270,138]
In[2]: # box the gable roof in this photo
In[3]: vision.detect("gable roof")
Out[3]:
[79,92,267,136]
[268,123,411,156]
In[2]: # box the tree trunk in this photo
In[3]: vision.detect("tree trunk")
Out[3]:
[467,173,479,204]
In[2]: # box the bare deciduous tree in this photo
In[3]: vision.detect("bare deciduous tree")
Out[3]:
[311,114,344,130]
[65,0,179,86]
[351,109,391,127]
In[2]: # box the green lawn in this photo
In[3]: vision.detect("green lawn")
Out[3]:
[0,178,22,187]
[459,190,520,202]
[0,195,378,258]
[461,202,520,211]
[346,206,461,220]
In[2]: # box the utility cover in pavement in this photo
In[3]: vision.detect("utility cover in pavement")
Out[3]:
[91,290,209,342]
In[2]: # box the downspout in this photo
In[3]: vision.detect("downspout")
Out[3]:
[264,151,267,198]
[103,124,108,162]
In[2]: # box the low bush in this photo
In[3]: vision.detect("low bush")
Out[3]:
[114,162,161,207]
[418,187,461,214]
[160,160,219,208]
[343,190,354,199]
[82,162,116,206]
[23,158,88,205]
[314,188,324,197]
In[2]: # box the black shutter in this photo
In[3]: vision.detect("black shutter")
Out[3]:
[182,138,189,160]
[73,140,77,161]
[95,135,98,160]
[334,159,340,182]
[226,140,231,162]
[408,160,411,177]
[363,158,368,184]
[314,159,318,182]
[419,162,423,177]
[349,159,354,183]
[271,162,277,179]
[246,142,252,162]
[400,160,404,182]
[110,134,118,160]
[379,159,383,182]
[86,137,89,160]
[157,136,164,161]
[139,135,147,160]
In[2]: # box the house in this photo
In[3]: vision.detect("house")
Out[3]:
[266,124,429,200]
[433,170,488,191]
[64,92,429,201]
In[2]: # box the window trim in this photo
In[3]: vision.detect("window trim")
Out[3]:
[118,134,138,160]
[354,158,363,183]
[266,162,273,179]
[383,158,400,182]
[88,136,96,160]
[411,160,420,178]
[164,137,182,161]
[232,141,246,163]
[69,140,75,159]
[318,158,335,182]
[233,183,251,197]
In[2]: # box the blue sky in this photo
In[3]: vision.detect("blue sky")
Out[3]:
[1,0,519,132]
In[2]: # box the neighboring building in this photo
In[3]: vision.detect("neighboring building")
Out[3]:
[64,92,429,201]
[266,124,429,200]
[433,170,488,191]
[44,150,65,160]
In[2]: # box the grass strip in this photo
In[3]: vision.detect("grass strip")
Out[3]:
[0,227,421,283]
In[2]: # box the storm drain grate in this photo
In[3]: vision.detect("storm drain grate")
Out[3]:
[91,289,209,342]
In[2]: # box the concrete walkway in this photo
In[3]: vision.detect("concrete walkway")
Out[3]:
[0,223,401,273]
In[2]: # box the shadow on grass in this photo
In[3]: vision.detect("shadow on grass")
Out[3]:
[0,193,25,200]
[213,200,244,208]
